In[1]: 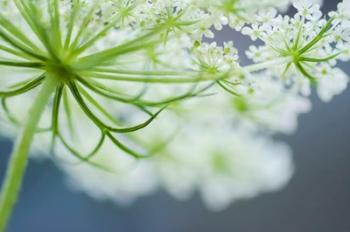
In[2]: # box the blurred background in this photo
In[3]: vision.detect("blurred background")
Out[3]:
[1,0,350,231]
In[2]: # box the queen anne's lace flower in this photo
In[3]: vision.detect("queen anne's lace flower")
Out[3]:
[0,1,349,229]
[242,0,350,101]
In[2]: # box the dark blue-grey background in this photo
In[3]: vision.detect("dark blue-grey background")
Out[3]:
[1,1,350,231]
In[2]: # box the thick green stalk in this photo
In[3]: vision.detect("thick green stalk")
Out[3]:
[0,76,58,232]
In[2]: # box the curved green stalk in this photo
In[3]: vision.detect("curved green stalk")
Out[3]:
[0,76,58,232]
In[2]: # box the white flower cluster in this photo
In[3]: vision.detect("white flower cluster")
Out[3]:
[242,0,350,101]
[0,0,349,211]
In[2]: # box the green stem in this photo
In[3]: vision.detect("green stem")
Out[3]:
[0,76,58,232]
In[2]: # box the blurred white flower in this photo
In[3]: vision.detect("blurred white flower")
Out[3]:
[141,113,294,211]
[317,66,349,102]
[230,73,312,133]
[58,140,157,205]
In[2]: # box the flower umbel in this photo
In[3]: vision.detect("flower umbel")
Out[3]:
[243,0,350,100]
[0,0,216,161]
[0,0,219,229]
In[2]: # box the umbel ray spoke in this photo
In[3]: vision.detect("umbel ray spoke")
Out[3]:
[76,75,215,107]
[0,74,52,133]
[0,13,43,53]
[0,74,45,97]
[68,81,165,159]
[71,25,167,68]
[48,85,109,169]
[0,60,44,68]
[71,10,126,55]
[63,0,80,49]
[56,131,108,170]
[105,131,150,159]
[89,67,197,76]
[0,26,47,61]
[13,0,58,60]
[79,70,228,83]
[0,74,47,127]
[0,44,39,61]
[68,0,100,51]
[50,84,64,154]
[69,81,165,134]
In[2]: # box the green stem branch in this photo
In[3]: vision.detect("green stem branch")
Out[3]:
[243,57,292,73]
[0,76,58,232]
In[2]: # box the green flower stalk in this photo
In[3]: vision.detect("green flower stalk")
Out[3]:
[0,75,58,231]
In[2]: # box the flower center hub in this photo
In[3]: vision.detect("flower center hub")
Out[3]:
[45,59,75,83]
[289,49,301,63]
